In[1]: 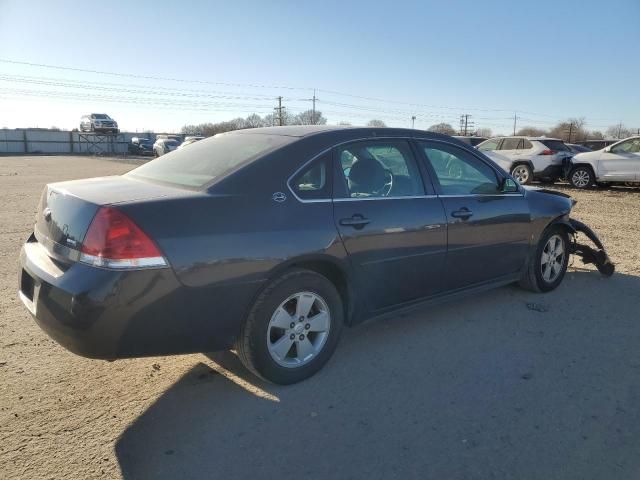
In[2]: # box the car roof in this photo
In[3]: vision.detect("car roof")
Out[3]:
[231,125,457,142]
[485,136,563,141]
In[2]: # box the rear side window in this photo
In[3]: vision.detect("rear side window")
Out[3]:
[500,138,520,150]
[290,153,331,200]
[518,139,533,149]
[127,132,293,189]
[541,140,570,152]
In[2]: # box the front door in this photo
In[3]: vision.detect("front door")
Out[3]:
[598,138,640,181]
[417,140,531,291]
[333,139,447,311]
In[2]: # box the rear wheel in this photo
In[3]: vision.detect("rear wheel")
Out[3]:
[520,226,570,293]
[569,166,594,189]
[236,269,343,384]
[511,164,533,185]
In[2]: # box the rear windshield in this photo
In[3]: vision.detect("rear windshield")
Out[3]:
[541,140,570,152]
[127,132,293,188]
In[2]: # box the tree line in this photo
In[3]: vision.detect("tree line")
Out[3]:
[182,112,637,143]
[426,119,639,142]
[181,111,390,136]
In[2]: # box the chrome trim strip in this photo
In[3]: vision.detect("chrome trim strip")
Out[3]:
[438,193,525,198]
[333,195,438,202]
[79,253,168,269]
[286,135,525,203]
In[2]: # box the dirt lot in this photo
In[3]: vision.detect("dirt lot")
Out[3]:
[1,155,640,479]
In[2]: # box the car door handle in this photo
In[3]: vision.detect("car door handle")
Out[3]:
[451,208,473,219]
[339,215,371,229]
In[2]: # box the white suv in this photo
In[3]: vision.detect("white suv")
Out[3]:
[477,136,572,184]
[568,136,640,188]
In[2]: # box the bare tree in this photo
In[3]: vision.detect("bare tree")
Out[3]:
[606,124,633,139]
[588,130,605,139]
[367,119,387,128]
[427,123,456,135]
[516,126,547,137]
[295,109,327,125]
[337,121,352,126]
[244,114,264,128]
[549,118,587,142]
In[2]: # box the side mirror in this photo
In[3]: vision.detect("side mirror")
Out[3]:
[500,177,519,193]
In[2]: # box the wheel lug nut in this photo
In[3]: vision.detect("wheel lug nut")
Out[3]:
[299,316,305,322]
[290,334,295,340]
[305,324,310,330]
[290,322,295,329]
[299,334,305,340]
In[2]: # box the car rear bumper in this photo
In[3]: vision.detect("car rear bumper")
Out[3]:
[19,236,261,359]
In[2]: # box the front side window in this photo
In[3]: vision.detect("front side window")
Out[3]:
[290,153,331,200]
[611,138,640,154]
[337,141,422,198]
[420,142,502,195]
[519,139,533,149]
[478,138,500,151]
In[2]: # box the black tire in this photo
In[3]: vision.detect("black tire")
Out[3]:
[236,269,344,384]
[519,225,570,293]
[511,164,533,185]
[569,166,594,189]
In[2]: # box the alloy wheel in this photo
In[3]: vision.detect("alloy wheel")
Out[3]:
[267,291,331,368]
[512,165,530,184]
[571,169,591,188]
[541,234,565,283]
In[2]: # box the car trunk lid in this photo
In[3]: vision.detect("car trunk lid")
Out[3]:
[34,176,199,262]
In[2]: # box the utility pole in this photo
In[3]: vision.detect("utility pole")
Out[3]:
[459,114,474,136]
[312,89,316,125]
[411,116,416,129]
[566,122,574,143]
[617,122,623,139]
[274,96,285,126]
[513,112,518,136]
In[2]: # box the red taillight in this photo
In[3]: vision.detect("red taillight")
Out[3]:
[80,207,166,269]
[541,149,557,155]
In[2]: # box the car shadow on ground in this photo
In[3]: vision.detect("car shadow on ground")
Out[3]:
[115,271,640,480]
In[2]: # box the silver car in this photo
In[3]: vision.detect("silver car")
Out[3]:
[79,113,119,134]
[477,136,572,184]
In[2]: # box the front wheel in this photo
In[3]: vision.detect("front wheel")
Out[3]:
[569,166,594,189]
[520,226,570,293]
[511,164,533,185]
[236,269,343,384]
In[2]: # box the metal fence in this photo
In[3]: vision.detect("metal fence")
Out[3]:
[0,129,174,155]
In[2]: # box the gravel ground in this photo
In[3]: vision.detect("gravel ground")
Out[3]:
[1,155,639,480]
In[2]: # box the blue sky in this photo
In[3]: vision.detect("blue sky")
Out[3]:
[0,0,638,134]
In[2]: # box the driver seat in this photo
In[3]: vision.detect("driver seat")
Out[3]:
[348,158,387,196]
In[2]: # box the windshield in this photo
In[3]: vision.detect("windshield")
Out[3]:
[92,114,109,119]
[127,132,293,188]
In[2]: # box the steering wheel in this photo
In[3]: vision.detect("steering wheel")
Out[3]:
[376,169,394,197]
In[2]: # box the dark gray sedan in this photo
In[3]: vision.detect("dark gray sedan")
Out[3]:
[19,126,613,384]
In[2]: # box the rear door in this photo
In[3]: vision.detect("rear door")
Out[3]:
[417,140,531,291]
[332,139,447,311]
[498,137,521,161]
[597,138,640,181]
